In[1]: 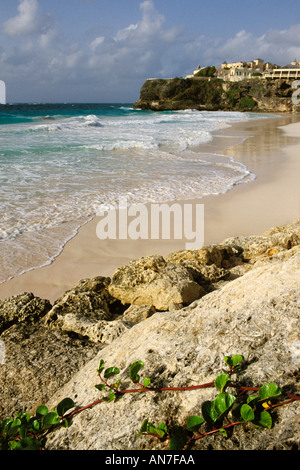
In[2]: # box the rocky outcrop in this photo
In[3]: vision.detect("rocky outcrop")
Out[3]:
[133,77,300,113]
[0,315,100,420]
[43,276,131,344]
[45,239,300,450]
[0,220,299,450]
[0,292,51,334]
[108,254,205,311]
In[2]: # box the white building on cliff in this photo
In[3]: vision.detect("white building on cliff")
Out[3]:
[0,80,6,104]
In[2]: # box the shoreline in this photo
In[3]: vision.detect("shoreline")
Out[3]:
[0,112,300,303]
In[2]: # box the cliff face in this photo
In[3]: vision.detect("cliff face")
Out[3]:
[134,77,300,113]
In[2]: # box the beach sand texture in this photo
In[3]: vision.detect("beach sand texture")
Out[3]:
[0,113,299,303]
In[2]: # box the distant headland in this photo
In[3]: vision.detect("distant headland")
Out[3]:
[134,58,300,112]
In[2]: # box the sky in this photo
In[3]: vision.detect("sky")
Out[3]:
[1,0,300,103]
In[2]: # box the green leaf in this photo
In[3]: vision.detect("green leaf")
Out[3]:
[186,415,205,432]
[20,424,27,439]
[224,355,244,367]
[139,420,167,438]
[151,426,166,438]
[42,412,60,429]
[11,418,21,428]
[1,418,13,434]
[247,395,259,405]
[146,422,158,434]
[215,373,231,392]
[254,410,272,429]
[31,419,40,432]
[19,437,42,450]
[8,440,20,450]
[57,398,75,417]
[214,393,236,418]
[97,359,105,374]
[169,426,188,450]
[129,361,144,383]
[219,428,228,437]
[36,405,48,417]
[240,404,255,422]
[138,419,150,436]
[95,383,106,391]
[158,423,168,433]
[202,400,219,424]
[7,423,20,438]
[62,418,69,428]
[103,391,116,402]
[104,367,120,379]
[143,377,151,388]
[258,383,281,401]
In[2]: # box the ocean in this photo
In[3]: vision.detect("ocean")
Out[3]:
[0,103,263,284]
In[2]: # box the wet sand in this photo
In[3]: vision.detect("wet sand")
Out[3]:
[0,113,300,303]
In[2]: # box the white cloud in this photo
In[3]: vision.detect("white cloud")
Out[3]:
[90,36,105,51]
[3,0,40,36]
[113,0,166,45]
[38,28,56,49]
[182,24,300,72]
[86,0,180,79]
[137,0,165,38]
[114,24,138,42]
[3,0,300,102]
[217,26,300,65]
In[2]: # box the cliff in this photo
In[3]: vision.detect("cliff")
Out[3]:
[133,77,300,113]
[1,220,300,450]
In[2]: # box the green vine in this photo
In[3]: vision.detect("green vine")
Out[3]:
[1,355,299,450]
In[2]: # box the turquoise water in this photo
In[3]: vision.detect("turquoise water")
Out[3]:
[0,103,259,283]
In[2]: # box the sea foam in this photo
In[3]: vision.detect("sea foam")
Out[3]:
[0,104,264,283]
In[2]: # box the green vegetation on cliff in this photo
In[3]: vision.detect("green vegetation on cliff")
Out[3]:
[134,76,299,113]
[193,66,217,78]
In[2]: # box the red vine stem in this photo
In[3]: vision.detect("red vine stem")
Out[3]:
[66,382,216,419]
[191,421,243,442]
[65,380,300,422]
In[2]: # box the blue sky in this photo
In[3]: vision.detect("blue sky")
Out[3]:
[1,0,300,102]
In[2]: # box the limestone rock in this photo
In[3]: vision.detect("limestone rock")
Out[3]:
[122,305,156,324]
[45,249,300,451]
[223,219,300,263]
[44,277,113,325]
[46,276,123,319]
[0,279,129,422]
[165,247,233,289]
[0,321,100,422]
[0,292,51,334]
[108,255,205,310]
[165,244,238,268]
[1,221,299,450]
[43,276,130,343]
[46,311,131,344]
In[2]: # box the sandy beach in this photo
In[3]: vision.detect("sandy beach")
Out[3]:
[0,113,299,303]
